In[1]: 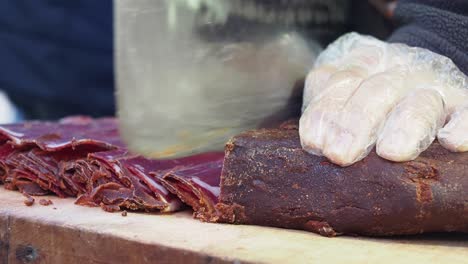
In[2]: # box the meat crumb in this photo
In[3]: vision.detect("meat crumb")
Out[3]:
[100,203,121,212]
[121,210,128,217]
[23,194,35,206]
[39,199,53,206]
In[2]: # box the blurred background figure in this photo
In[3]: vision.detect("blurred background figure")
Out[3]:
[0,1,114,121]
[0,0,392,123]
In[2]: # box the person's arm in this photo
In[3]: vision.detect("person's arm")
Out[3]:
[388,0,468,75]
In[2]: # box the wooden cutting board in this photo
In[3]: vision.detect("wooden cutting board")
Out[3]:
[0,189,466,264]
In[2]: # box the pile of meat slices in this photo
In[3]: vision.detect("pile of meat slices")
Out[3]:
[0,116,223,217]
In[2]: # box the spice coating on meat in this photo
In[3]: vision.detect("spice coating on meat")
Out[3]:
[216,125,468,236]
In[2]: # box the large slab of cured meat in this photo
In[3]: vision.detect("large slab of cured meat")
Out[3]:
[214,123,468,236]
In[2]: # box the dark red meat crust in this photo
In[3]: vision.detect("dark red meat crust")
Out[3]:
[216,127,468,236]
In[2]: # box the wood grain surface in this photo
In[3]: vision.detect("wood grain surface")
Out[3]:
[0,189,466,264]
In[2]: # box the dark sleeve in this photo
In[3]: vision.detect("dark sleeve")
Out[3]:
[0,1,114,120]
[388,0,468,75]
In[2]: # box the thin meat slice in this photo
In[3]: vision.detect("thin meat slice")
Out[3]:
[59,160,99,196]
[89,150,188,212]
[0,117,124,151]
[65,150,175,212]
[15,180,49,196]
[71,151,225,213]
[121,152,225,213]
[4,167,47,195]
[2,151,47,193]
[0,117,123,197]
[160,154,224,221]
[15,150,67,197]
[74,179,158,213]
[0,144,17,183]
[4,147,105,197]
[118,157,183,212]
[86,151,224,213]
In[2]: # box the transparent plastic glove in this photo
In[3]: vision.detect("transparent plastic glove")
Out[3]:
[300,32,468,166]
[438,106,468,152]
[377,89,446,162]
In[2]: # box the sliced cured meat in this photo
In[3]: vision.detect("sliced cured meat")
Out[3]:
[0,144,16,183]
[0,118,121,201]
[0,117,225,215]
[119,158,181,212]
[69,151,224,213]
[160,153,224,221]
[66,149,176,212]
[2,146,116,197]
[90,150,179,212]
[16,180,49,196]
[215,126,468,237]
[114,152,225,212]
[0,117,123,197]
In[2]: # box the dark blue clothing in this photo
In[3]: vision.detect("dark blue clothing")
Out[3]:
[389,0,468,75]
[0,1,114,119]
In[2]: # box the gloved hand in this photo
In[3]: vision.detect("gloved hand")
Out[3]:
[300,33,468,166]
